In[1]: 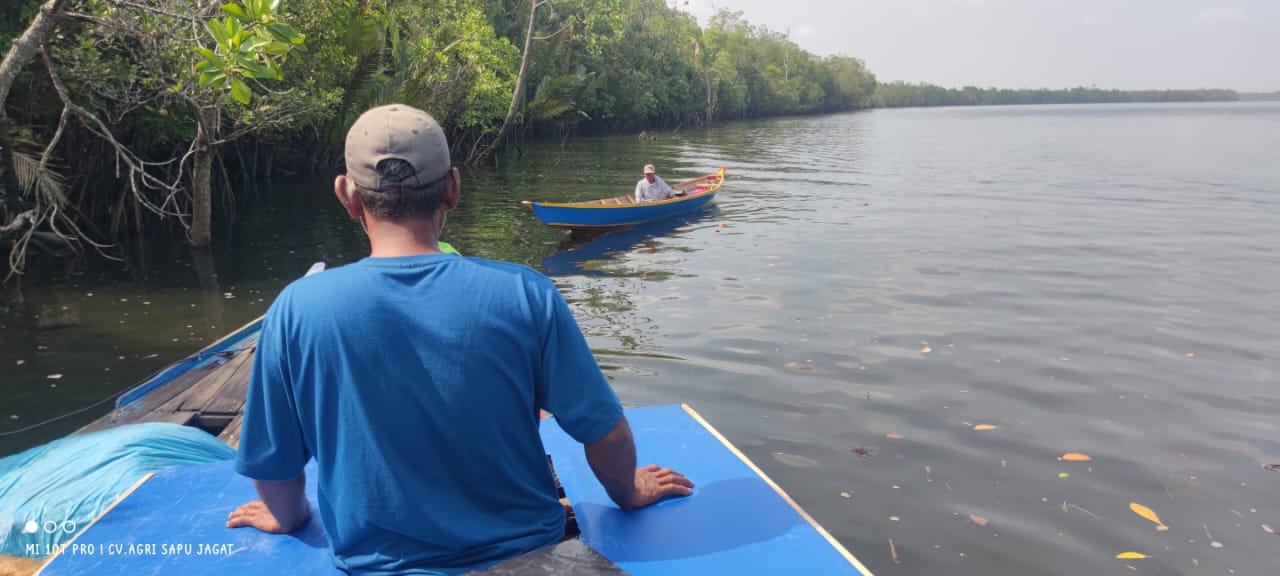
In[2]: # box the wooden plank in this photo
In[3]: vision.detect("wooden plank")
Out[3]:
[174,349,254,412]
[217,413,244,449]
[136,411,197,427]
[144,357,235,417]
[202,349,255,415]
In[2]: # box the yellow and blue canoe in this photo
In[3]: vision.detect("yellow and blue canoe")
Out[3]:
[523,168,725,231]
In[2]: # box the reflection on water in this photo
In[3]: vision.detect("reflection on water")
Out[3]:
[540,208,723,369]
[541,207,721,278]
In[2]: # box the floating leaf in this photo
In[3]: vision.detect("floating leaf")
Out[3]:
[886,433,904,439]
[921,346,932,353]
[1185,352,1195,358]
[1115,552,1148,559]
[970,514,989,527]
[1130,502,1169,530]
[1062,453,1092,462]
[973,424,998,431]
[1058,472,1070,479]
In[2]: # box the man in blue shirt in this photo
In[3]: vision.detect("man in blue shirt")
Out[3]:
[227,104,693,574]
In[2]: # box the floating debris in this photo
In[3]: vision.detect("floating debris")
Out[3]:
[973,424,998,431]
[886,433,904,439]
[1115,551,1148,559]
[969,514,989,527]
[1130,502,1170,531]
[888,538,900,564]
[1203,525,1223,548]
[47,374,63,380]
[1061,453,1092,462]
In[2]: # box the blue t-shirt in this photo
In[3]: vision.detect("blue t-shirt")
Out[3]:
[236,254,623,575]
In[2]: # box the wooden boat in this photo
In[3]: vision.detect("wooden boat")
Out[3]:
[523,168,725,230]
[33,256,875,576]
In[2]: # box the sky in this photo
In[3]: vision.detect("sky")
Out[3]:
[679,0,1279,92]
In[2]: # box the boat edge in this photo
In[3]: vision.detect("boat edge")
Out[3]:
[679,403,876,576]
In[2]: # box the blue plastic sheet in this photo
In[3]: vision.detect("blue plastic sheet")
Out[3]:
[0,423,234,557]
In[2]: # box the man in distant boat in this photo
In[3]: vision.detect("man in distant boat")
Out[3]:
[226,104,693,574]
[634,164,676,202]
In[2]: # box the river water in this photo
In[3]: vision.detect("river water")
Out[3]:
[3,102,1279,575]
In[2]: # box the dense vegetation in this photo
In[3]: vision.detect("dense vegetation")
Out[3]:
[872,82,1239,108]
[0,0,876,274]
[0,0,1255,278]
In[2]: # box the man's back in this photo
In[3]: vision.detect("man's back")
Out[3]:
[236,254,622,575]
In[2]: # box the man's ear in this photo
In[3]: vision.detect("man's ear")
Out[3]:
[441,167,461,212]
[334,175,363,219]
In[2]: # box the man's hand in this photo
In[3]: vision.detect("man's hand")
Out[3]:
[585,415,696,510]
[225,473,311,534]
[226,499,309,534]
[622,464,693,509]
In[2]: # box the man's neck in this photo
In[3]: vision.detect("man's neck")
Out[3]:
[364,215,447,258]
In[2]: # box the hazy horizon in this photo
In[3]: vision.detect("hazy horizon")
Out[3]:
[682,0,1278,93]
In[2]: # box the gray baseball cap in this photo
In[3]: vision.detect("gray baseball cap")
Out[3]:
[344,104,451,191]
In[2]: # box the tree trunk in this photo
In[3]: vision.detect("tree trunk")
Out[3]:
[0,0,69,203]
[189,107,215,248]
[473,0,540,164]
[0,118,21,216]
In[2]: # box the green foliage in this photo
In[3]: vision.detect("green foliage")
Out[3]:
[195,1,307,104]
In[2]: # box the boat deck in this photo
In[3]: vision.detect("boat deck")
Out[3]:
[79,340,258,449]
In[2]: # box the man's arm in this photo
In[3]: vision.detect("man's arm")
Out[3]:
[584,414,693,509]
[226,472,312,533]
[659,178,675,198]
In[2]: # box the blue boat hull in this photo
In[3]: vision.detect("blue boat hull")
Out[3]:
[524,169,724,230]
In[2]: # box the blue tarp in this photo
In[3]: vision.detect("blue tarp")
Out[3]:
[0,423,234,557]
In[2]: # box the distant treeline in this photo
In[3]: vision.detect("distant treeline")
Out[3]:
[872,82,1240,108]
[1238,91,1280,101]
